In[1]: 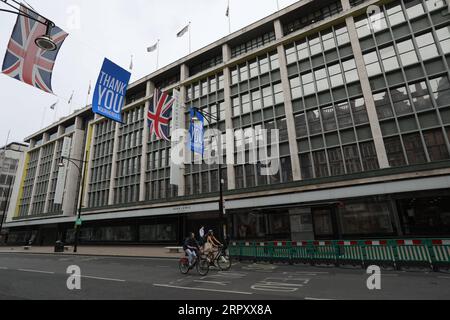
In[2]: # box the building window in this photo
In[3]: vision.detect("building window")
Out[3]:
[397,38,419,67]
[360,141,380,171]
[403,132,427,164]
[343,144,362,173]
[313,150,329,178]
[423,129,450,161]
[385,136,407,167]
[328,147,345,176]
[416,32,439,61]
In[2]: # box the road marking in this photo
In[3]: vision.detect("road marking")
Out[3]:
[438,276,450,280]
[305,297,336,300]
[75,275,126,282]
[193,280,228,286]
[0,267,8,270]
[153,284,253,295]
[18,269,55,275]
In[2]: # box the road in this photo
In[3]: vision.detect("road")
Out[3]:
[0,253,449,300]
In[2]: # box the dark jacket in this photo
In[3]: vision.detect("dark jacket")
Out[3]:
[183,237,200,251]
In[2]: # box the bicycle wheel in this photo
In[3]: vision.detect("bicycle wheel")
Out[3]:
[217,253,232,271]
[197,257,210,276]
[179,258,190,275]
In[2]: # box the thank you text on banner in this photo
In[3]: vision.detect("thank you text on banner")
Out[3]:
[92,58,131,123]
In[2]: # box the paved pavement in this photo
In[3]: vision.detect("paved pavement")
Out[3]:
[0,245,181,259]
[0,252,449,300]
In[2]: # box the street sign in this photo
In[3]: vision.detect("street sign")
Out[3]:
[75,218,82,226]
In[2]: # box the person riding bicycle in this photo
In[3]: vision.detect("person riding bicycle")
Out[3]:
[183,232,201,268]
[204,230,222,263]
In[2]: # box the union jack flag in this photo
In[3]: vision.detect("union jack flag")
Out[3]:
[1,5,68,93]
[148,89,175,141]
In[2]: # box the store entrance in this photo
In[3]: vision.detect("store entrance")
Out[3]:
[312,206,340,240]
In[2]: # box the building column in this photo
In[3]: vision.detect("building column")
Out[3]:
[82,121,96,208]
[222,44,236,190]
[343,0,390,169]
[43,139,60,214]
[108,121,121,205]
[62,117,86,216]
[27,148,42,216]
[274,19,302,181]
[139,80,155,201]
[177,64,189,196]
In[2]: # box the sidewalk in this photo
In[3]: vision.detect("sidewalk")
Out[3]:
[0,245,183,259]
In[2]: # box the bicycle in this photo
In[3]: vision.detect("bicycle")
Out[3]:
[207,245,232,271]
[179,250,209,276]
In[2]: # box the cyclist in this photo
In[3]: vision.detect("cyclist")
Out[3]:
[204,230,222,263]
[183,232,201,268]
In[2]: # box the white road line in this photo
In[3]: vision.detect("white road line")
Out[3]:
[18,269,55,275]
[305,297,336,300]
[76,275,126,282]
[193,280,228,286]
[0,267,8,270]
[438,276,450,280]
[153,284,253,295]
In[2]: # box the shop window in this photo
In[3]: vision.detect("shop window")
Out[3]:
[397,195,450,236]
[339,200,394,235]
[140,224,176,242]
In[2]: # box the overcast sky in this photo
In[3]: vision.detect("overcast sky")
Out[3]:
[0,0,299,145]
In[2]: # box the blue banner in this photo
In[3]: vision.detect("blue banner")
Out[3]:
[92,58,131,123]
[189,108,204,155]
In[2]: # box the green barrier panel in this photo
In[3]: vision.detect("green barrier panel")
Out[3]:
[334,241,363,266]
[429,239,450,268]
[229,242,240,257]
[255,242,273,261]
[391,240,432,269]
[238,242,256,260]
[291,242,312,264]
[309,241,336,264]
[361,240,395,267]
[228,239,449,271]
[272,241,291,262]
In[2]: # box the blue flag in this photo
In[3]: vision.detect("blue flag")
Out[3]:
[92,58,131,123]
[189,108,204,155]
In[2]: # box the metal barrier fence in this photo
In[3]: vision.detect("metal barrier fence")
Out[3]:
[229,239,450,271]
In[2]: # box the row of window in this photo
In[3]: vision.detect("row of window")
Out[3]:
[230,52,279,85]
[283,0,343,35]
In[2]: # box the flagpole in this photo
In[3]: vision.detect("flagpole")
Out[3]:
[188,21,191,54]
[85,81,91,107]
[228,0,231,34]
[156,39,160,70]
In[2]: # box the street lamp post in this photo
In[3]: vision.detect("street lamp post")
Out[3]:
[0,0,58,51]
[191,107,227,242]
[58,155,87,253]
